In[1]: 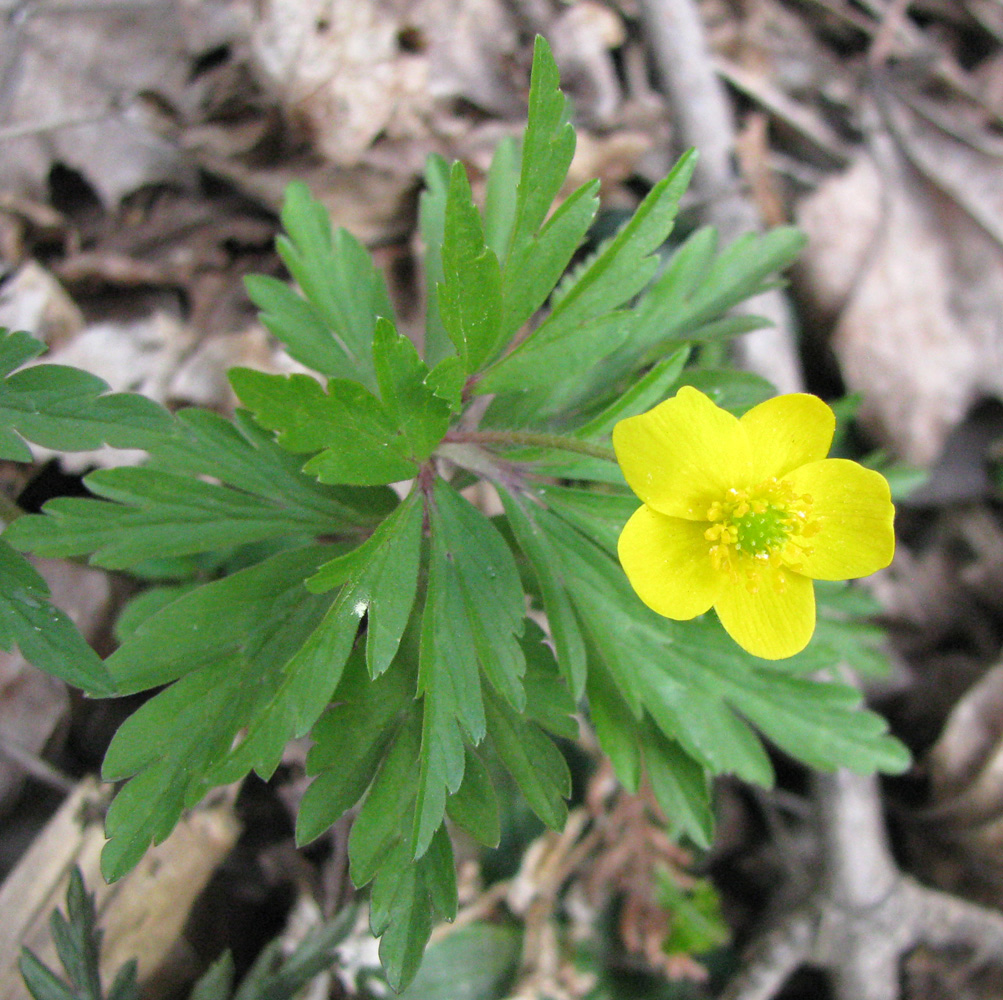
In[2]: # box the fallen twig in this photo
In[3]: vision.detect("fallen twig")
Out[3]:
[636,0,803,394]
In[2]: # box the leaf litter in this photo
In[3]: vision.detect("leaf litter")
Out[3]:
[3,2,1003,999]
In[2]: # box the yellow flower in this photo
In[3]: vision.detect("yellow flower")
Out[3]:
[612,387,895,659]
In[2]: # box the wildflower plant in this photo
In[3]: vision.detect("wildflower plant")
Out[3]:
[1,37,909,992]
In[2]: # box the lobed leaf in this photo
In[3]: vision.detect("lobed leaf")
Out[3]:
[499,489,587,697]
[484,685,570,831]
[229,369,418,485]
[297,650,414,845]
[413,479,527,856]
[5,406,390,569]
[274,182,395,390]
[103,544,332,694]
[437,162,504,373]
[631,225,807,352]
[418,153,453,367]
[569,345,690,440]
[482,137,520,261]
[305,491,423,676]
[505,36,577,284]
[372,318,450,461]
[0,540,112,695]
[0,330,172,461]
[480,150,697,396]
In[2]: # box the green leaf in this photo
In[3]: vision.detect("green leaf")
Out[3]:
[298,650,413,845]
[187,953,234,1000]
[0,347,172,460]
[213,532,414,782]
[570,345,690,439]
[369,838,415,937]
[154,408,396,523]
[231,905,357,1000]
[275,182,395,390]
[587,662,642,792]
[378,866,433,993]
[658,875,730,956]
[423,479,526,708]
[632,225,806,351]
[669,626,910,775]
[422,822,459,921]
[19,952,79,1000]
[642,720,714,849]
[437,161,504,372]
[536,485,638,558]
[5,406,389,568]
[8,469,335,570]
[372,317,450,460]
[544,511,774,782]
[19,868,138,1000]
[101,557,337,878]
[789,581,891,678]
[413,636,475,860]
[425,355,465,413]
[500,180,600,344]
[418,154,453,367]
[0,540,112,695]
[306,491,423,676]
[484,685,570,830]
[413,479,526,855]
[244,275,359,380]
[349,713,423,887]
[368,824,455,964]
[395,924,520,1000]
[480,150,697,395]
[49,868,104,1000]
[521,623,579,740]
[104,544,331,693]
[229,369,417,485]
[482,137,520,260]
[678,369,776,415]
[100,654,254,880]
[499,489,587,698]
[505,36,576,278]
[0,327,45,375]
[445,745,500,847]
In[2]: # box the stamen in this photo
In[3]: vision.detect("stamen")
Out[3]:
[702,477,820,589]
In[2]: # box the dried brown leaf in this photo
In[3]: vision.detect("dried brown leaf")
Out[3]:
[797,129,1003,463]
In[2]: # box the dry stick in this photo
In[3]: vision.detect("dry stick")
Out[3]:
[635,0,803,395]
[719,759,1003,999]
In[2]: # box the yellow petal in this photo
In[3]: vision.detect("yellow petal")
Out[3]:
[714,566,816,659]
[613,386,751,519]
[782,459,895,580]
[741,393,835,482]
[618,504,722,620]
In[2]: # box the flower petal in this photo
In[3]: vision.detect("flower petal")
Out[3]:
[782,459,895,580]
[741,393,835,482]
[613,386,751,519]
[618,504,722,620]
[714,567,816,659]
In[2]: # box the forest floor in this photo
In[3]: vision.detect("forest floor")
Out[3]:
[2,2,1003,999]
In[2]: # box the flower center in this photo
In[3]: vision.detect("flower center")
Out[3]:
[703,478,819,591]
[734,505,791,556]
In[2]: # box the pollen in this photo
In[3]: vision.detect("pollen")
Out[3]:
[704,478,817,583]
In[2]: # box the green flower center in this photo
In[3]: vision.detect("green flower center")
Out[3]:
[703,478,819,590]
[733,505,791,555]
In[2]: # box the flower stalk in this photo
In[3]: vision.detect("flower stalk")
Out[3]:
[443,429,616,463]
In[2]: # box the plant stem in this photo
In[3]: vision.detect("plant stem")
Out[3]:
[444,430,616,463]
